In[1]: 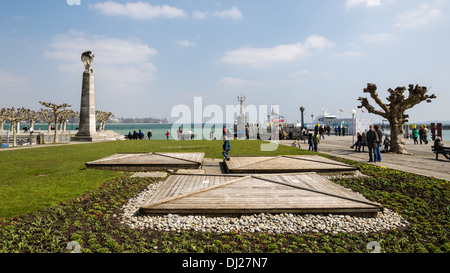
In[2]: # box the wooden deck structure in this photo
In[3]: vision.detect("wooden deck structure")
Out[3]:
[139,173,382,216]
[85,152,204,171]
[224,155,358,174]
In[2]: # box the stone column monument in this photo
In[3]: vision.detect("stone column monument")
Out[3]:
[236,95,247,139]
[71,51,97,142]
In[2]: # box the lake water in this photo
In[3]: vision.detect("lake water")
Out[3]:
[7,123,234,140]
[5,123,450,141]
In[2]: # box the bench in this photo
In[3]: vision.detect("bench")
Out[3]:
[431,145,450,160]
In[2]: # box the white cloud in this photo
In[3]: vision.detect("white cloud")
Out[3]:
[44,30,158,90]
[176,40,196,47]
[218,77,257,87]
[192,6,243,20]
[221,35,335,67]
[212,6,243,20]
[346,0,381,10]
[394,4,442,29]
[305,35,336,50]
[90,1,188,20]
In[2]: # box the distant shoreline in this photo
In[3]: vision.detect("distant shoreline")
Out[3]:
[105,122,170,125]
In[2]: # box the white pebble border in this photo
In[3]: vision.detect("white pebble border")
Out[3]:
[114,174,410,234]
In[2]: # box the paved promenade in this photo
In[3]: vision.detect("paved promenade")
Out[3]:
[281,136,450,182]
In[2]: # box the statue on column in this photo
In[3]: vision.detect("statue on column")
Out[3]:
[81,51,95,73]
[237,95,246,116]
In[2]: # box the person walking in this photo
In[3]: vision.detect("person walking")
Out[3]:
[423,125,429,144]
[147,130,152,140]
[412,126,419,144]
[366,125,377,163]
[319,125,325,140]
[222,136,231,160]
[312,132,320,152]
[374,125,383,162]
[177,127,183,140]
[307,132,314,151]
[165,130,170,140]
[419,126,424,145]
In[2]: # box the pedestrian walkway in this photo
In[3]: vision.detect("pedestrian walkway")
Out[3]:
[280,136,450,182]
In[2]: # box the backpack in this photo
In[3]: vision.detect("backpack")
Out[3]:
[312,134,320,144]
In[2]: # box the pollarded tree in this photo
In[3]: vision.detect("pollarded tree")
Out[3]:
[39,101,71,143]
[39,109,54,134]
[4,107,28,147]
[96,111,114,131]
[26,109,41,131]
[58,109,76,132]
[358,83,437,154]
[0,108,7,132]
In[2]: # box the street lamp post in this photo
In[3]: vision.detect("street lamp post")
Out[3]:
[300,106,305,129]
[351,110,356,144]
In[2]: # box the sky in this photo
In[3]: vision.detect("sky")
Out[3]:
[1,0,449,124]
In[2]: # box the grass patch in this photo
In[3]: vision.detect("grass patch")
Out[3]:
[0,139,313,217]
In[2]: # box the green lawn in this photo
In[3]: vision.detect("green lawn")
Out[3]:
[0,139,312,217]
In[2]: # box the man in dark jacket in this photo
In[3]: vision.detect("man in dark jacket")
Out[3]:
[222,136,231,160]
[366,125,377,163]
[374,125,383,162]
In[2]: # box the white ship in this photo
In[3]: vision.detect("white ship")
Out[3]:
[313,108,338,125]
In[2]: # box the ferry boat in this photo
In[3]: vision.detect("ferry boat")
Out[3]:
[305,108,338,129]
[314,108,338,125]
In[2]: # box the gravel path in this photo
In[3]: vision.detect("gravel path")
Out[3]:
[115,177,409,234]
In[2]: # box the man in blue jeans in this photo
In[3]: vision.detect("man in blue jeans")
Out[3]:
[374,125,383,162]
[366,125,377,163]
[222,136,231,161]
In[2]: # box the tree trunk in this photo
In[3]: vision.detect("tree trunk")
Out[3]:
[12,121,17,147]
[54,116,58,143]
[389,119,409,154]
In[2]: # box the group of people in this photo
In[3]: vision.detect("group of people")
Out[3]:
[350,125,384,162]
[365,125,384,163]
[126,129,152,140]
[350,124,390,163]
[412,125,429,145]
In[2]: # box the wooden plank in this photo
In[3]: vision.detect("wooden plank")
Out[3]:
[141,176,251,209]
[140,173,382,215]
[86,152,204,171]
[224,155,357,173]
[154,152,204,164]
